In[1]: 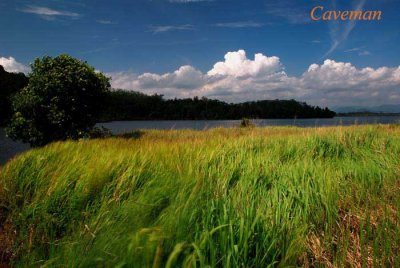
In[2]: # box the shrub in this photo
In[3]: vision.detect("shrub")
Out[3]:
[239,118,255,128]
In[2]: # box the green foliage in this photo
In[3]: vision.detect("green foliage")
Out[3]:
[1,125,400,267]
[5,55,110,146]
[0,66,29,126]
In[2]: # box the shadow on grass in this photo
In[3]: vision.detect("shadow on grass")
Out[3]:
[90,127,145,140]
[117,130,145,139]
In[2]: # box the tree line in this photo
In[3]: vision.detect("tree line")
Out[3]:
[100,90,335,121]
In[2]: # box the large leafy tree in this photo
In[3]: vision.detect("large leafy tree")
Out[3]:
[6,55,110,146]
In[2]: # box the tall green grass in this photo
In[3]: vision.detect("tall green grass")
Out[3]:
[1,125,399,267]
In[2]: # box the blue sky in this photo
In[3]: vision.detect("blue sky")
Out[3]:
[1,0,400,107]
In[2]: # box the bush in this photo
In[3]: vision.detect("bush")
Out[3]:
[239,118,255,128]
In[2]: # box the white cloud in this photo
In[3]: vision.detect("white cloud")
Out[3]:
[359,50,371,56]
[0,57,30,74]
[344,47,362,53]
[214,21,263,28]
[96,20,117,25]
[301,60,400,106]
[111,66,207,98]
[344,47,371,56]
[108,49,400,107]
[18,5,80,19]
[207,50,282,77]
[139,65,205,89]
[147,24,194,34]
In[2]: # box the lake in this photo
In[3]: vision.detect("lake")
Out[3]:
[0,128,30,166]
[1,116,399,165]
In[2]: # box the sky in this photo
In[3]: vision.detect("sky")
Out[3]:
[0,0,399,108]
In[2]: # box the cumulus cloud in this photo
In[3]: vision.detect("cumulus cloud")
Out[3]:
[208,50,282,77]
[108,50,400,107]
[0,57,30,74]
[301,60,400,106]
[111,66,208,98]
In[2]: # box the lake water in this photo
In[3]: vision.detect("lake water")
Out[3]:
[98,116,400,134]
[0,128,30,166]
[1,116,399,165]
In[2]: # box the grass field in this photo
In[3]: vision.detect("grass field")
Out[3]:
[1,125,400,267]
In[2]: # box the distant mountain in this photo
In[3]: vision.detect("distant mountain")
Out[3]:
[333,104,400,114]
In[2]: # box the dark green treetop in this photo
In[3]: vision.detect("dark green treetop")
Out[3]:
[6,54,110,146]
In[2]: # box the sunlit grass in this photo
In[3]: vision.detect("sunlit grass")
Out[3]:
[1,125,400,267]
